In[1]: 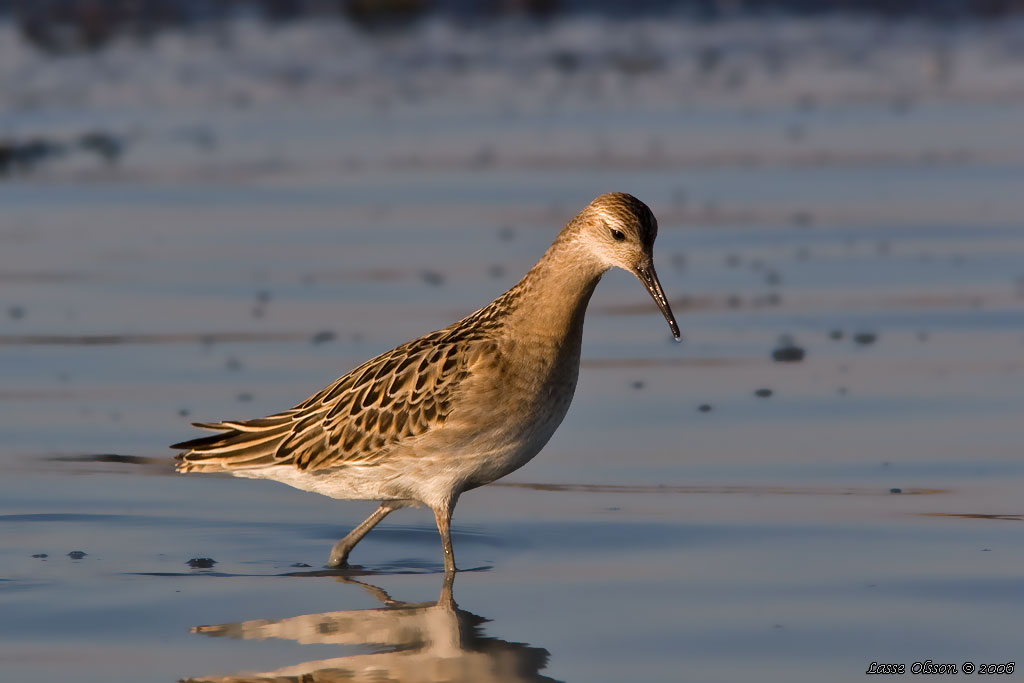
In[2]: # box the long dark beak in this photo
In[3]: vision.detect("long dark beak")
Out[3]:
[635,261,680,340]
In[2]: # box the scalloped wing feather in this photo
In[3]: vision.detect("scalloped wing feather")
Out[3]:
[282,333,472,470]
[174,283,520,474]
[175,329,496,473]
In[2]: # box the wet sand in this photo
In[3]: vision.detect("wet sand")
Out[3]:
[2,15,1024,683]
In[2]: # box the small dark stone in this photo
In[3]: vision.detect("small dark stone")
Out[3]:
[889,488,902,494]
[772,345,805,362]
[853,332,877,346]
[419,270,445,286]
[67,550,87,559]
[178,408,190,417]
[698,404,712,413]
[186,557,216,568]
[631,380,644,390]
[8,305,26,320]
[310,330,336,345]
[225,357,243,372]
[32,553,48,558]
[828,329,844,340]
[236,392,253,403]
[290,562,312,568]
[754,388,773,398]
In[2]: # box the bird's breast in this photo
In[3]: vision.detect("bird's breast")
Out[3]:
[440,332,583,489]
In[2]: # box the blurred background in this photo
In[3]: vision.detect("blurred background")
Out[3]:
[2,2,1024,682]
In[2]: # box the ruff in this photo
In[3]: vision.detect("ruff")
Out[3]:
[174,192,678,572]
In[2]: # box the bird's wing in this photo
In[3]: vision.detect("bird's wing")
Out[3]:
[174,329,494,472]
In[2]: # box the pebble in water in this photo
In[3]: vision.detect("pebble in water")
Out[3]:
[67,550,87,559]
[853,332,878,346]
[186,558,217,568]
[754,388,773,398]
[419,270,445,286]
[772,336,806,362]
[310,330,336,345]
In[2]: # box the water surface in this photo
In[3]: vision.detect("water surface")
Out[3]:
[2,15,1024,683]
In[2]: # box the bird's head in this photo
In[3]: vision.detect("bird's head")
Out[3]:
[572,192,680,340]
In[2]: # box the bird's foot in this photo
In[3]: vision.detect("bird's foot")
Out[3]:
[327,542,352,568]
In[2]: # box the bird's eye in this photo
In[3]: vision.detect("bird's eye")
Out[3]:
[610,229,626,242]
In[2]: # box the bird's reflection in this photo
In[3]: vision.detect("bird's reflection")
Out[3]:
[183,573,559,683]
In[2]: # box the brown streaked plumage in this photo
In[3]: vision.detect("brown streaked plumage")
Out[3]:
[173,192,678,573]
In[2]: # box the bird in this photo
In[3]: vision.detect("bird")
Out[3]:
[173,192,679,573]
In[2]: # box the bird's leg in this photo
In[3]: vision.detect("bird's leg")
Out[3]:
[328,501,405,568]
[433,501,457,574]
[438,565,456,607]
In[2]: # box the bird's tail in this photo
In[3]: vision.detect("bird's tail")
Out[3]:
[172,414,295,473]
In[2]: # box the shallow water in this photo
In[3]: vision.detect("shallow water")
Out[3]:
[3,16,1024,683]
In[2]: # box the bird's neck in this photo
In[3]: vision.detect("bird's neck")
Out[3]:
[500,233,608,348]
